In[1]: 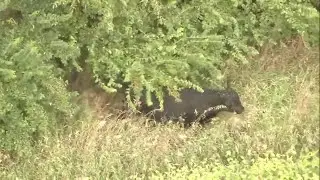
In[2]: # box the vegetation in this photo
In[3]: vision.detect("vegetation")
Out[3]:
[0,0,319,179]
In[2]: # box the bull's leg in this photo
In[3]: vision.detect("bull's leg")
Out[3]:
[182,113,198,128]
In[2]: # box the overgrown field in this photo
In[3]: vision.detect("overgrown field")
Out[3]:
[1,0,319,179]
[1,44,319,179]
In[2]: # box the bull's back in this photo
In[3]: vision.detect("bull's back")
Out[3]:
[162,89,218,117]
[140,88,223,120]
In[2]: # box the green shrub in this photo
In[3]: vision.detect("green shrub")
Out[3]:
[0,35,77,154]
[4,0,318,97]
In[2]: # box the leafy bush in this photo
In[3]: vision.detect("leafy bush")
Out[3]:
[0,33,77,154]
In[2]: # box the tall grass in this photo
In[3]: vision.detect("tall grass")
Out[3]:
[1,42,319,179]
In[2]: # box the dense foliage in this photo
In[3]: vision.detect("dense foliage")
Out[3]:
[0,0,319,153]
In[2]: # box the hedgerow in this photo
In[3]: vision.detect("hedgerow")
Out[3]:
[0,0,318,153]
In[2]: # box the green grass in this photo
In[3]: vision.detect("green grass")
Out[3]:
[1,45,319,179]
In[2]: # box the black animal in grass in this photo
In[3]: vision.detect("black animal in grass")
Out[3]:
[135,85,245,128]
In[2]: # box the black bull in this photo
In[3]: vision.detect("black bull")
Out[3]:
[132,87,245,127]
